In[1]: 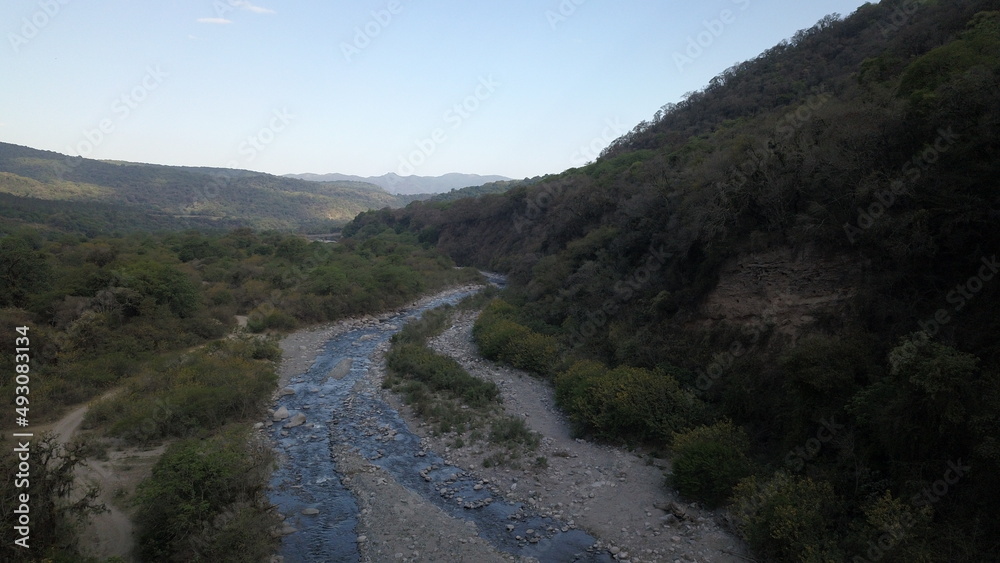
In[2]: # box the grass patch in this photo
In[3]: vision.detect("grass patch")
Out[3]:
[391,305,455,345]
[386,343,498,408]
[385,304,541,467]
[489,416,540,450]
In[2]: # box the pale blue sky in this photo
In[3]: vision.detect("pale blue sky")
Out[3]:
[2,0,872,179]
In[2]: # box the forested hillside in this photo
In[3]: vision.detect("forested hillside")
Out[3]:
[345,1,1000,560]
[0,142,416,232]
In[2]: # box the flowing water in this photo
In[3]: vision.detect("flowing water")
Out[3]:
[268,283,612,562]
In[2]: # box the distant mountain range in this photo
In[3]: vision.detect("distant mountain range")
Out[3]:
[0,142,430,232]
[285,172,512,195]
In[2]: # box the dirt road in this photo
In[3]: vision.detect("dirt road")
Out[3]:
[41,390,142,562]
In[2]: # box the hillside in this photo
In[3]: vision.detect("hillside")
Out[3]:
[0,142,418,232]
[345,1,1000,560]
[426,178,531,203]
[287,171,512,195]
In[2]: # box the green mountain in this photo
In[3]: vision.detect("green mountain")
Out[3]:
[0,142,415,232]
[346,1,1000,560]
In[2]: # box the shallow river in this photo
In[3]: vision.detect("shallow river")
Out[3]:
[268,284,613,562]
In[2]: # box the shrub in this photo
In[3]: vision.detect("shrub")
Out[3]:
[489,417,540,450]
[555,360,707,443]
[391,305,453,345]
[246,304,297,333]
[386,343,498,408]
[86,342,277,443]
[134,428,276,561]
[669,420,753,507]
[845,491,934,563]
[731,472,844,562]
[473,299,558,376]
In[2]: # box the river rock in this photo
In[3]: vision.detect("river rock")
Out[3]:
[279,387,296,397]
[285,413,307,428]
[273,406,290,421]
[328,358,353,380]
[301,508,320,515]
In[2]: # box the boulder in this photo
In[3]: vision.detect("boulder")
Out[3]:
[328,358,353,380]
[285,413,307,428]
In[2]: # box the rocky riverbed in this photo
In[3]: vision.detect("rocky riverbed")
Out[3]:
[265,285,750,562]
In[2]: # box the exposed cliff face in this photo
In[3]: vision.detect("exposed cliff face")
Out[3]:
[695,247,859,343]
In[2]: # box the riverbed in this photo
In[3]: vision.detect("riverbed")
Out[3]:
[267,284,613,562]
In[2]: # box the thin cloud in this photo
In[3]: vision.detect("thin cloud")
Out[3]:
[197,17,233,24]
[231,1,275,14]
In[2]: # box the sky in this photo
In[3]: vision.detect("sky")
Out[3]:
[1,0,873,180]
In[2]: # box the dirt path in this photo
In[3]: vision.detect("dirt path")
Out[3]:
[41,392,153,561]
[411,310,752,563]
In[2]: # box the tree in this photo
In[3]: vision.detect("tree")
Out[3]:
[0,237,51,307]
[116,261,200,318]
[0,436,106,561]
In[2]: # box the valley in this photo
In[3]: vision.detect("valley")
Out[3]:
[2,1,999,561]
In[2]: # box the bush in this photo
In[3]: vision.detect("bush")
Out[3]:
[246,305,297,333]
[473,299,558,376]
[555,360,707,443]
[731,472,844,562]
[391,305,453,345]
[844,491,934,563]
[670,420,753,507]
[134,428,276,561]
[211,334,282,361]
[386,343,498,408]
[86,341,277,443]
[489,417,540,450]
